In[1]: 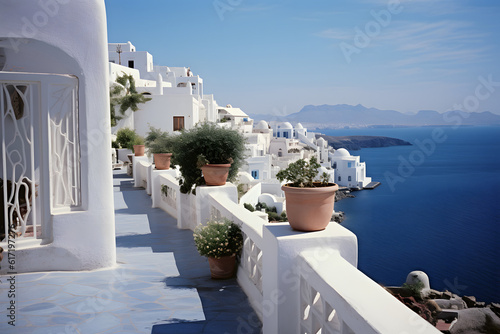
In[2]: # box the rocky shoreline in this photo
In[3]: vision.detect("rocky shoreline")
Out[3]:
[316,134,412,151]
[387,271,500,333]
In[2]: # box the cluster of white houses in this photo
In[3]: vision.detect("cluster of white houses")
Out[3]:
[109,41,372,211]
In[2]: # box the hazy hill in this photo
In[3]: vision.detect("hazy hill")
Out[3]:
[251,104,500,128]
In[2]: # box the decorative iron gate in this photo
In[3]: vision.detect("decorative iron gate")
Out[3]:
[1,73,80,243]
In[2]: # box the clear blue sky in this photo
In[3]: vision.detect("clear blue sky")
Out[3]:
[105,0,500,116]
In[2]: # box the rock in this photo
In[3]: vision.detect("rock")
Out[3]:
[434,299,467,310]
[442,291,453,300]
[490,303,500,318]
[426,300,442,315]
[475,301,486,308]
[427,289,442,299]
[450,308,500,334]
[463,295,477,308]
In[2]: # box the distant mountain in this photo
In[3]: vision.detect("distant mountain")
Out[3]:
[250,104,500,128]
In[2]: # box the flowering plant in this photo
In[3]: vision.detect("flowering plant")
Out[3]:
[193,218,243,259]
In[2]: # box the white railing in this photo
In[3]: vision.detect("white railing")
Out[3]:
[138,168,441,334]
[208,193,265,319]
[298,250,439,334]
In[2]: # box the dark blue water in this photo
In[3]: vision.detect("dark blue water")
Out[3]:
[321,126,500,303]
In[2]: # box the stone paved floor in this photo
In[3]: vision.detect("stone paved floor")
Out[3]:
[0,169,261,333]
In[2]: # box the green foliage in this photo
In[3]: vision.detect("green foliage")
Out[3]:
[111,140,120,149]
[193,218,243,259]
[132,135,144,146]
[145,126,175,155]
[402,282,425,296]
[116,127,138,150]
[110,73,151,127]
[276,157,325,187]
[243,203,255,212]
[254,202,287,222]
[172,122,246,194]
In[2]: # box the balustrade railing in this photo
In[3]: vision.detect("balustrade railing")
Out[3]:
[137,163,441,334]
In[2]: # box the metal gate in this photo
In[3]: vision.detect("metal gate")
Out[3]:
[1,73,80,243]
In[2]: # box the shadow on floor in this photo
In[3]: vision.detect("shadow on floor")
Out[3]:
[114,172,261,334]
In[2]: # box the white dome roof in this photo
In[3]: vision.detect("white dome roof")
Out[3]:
[333,148,350,157]
[295,123,304,129]
[255,120,269,130]
[280,122,293,129]
[317,137,325,143]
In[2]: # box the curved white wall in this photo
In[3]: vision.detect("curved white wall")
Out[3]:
[0,0,115,273]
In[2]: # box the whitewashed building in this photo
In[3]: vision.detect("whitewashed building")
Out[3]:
[108,42,218,136]
[0,0,116,273]
[331,148,372,189]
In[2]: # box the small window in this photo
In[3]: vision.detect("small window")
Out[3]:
[333,163,337,169]
[283,132,289,139]
[251,170,259,180]
[348,176,352,181]
[338,176,341,182]
[128,60,134,68]
[348,162,352,168]
[277,132,280,138]
[173,116,184,131]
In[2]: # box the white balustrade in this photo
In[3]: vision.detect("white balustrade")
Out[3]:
[145,174,441,334]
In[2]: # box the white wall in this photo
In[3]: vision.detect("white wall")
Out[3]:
[134,94,200,136]
[0,0,116,273]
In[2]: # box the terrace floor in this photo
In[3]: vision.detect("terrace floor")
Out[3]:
[0,168,261,333]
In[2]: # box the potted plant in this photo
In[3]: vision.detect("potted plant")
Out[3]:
[193,218,243,279]
[145,126,174,170]
[132,135,145,156]
[172,122,246,194]
[276,157,338,231]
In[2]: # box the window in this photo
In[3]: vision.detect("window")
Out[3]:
[173,116,184,131]
[283,132,289,138]
[128,60,134,68]
[251,170,259,180]
[277,132,280,138]
[338,176,341,182]
[348,162,352,168]
[348,176,352,181]
[333,162,337,169]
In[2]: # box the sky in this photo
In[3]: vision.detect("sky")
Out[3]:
[104,0,500,116]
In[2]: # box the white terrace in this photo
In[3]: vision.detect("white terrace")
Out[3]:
[134,156,440,333]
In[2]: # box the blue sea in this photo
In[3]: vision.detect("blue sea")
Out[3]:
[320,126,500,303]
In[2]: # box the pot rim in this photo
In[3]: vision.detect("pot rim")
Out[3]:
[281,182,339,193]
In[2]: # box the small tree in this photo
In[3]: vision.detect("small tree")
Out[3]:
[172,123,246,194]
[276,157,329,187]
[110,73,151,127]
[116,127,138,150]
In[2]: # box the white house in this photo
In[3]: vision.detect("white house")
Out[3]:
[108,42,217,136]
[331,148,372,189]
[0,0,116,273]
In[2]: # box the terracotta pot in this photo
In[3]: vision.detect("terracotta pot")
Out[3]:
[133,145,145,156]
[281,182,339,232]
[208,255,236,279]
[154,153,172,170]
[201,164,231,186]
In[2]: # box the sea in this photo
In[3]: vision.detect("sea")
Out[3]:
[319,126,500,303]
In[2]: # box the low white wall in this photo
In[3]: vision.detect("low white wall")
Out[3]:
[153,172,180,219]
[240,182,262,206]
[140,163,441,334]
